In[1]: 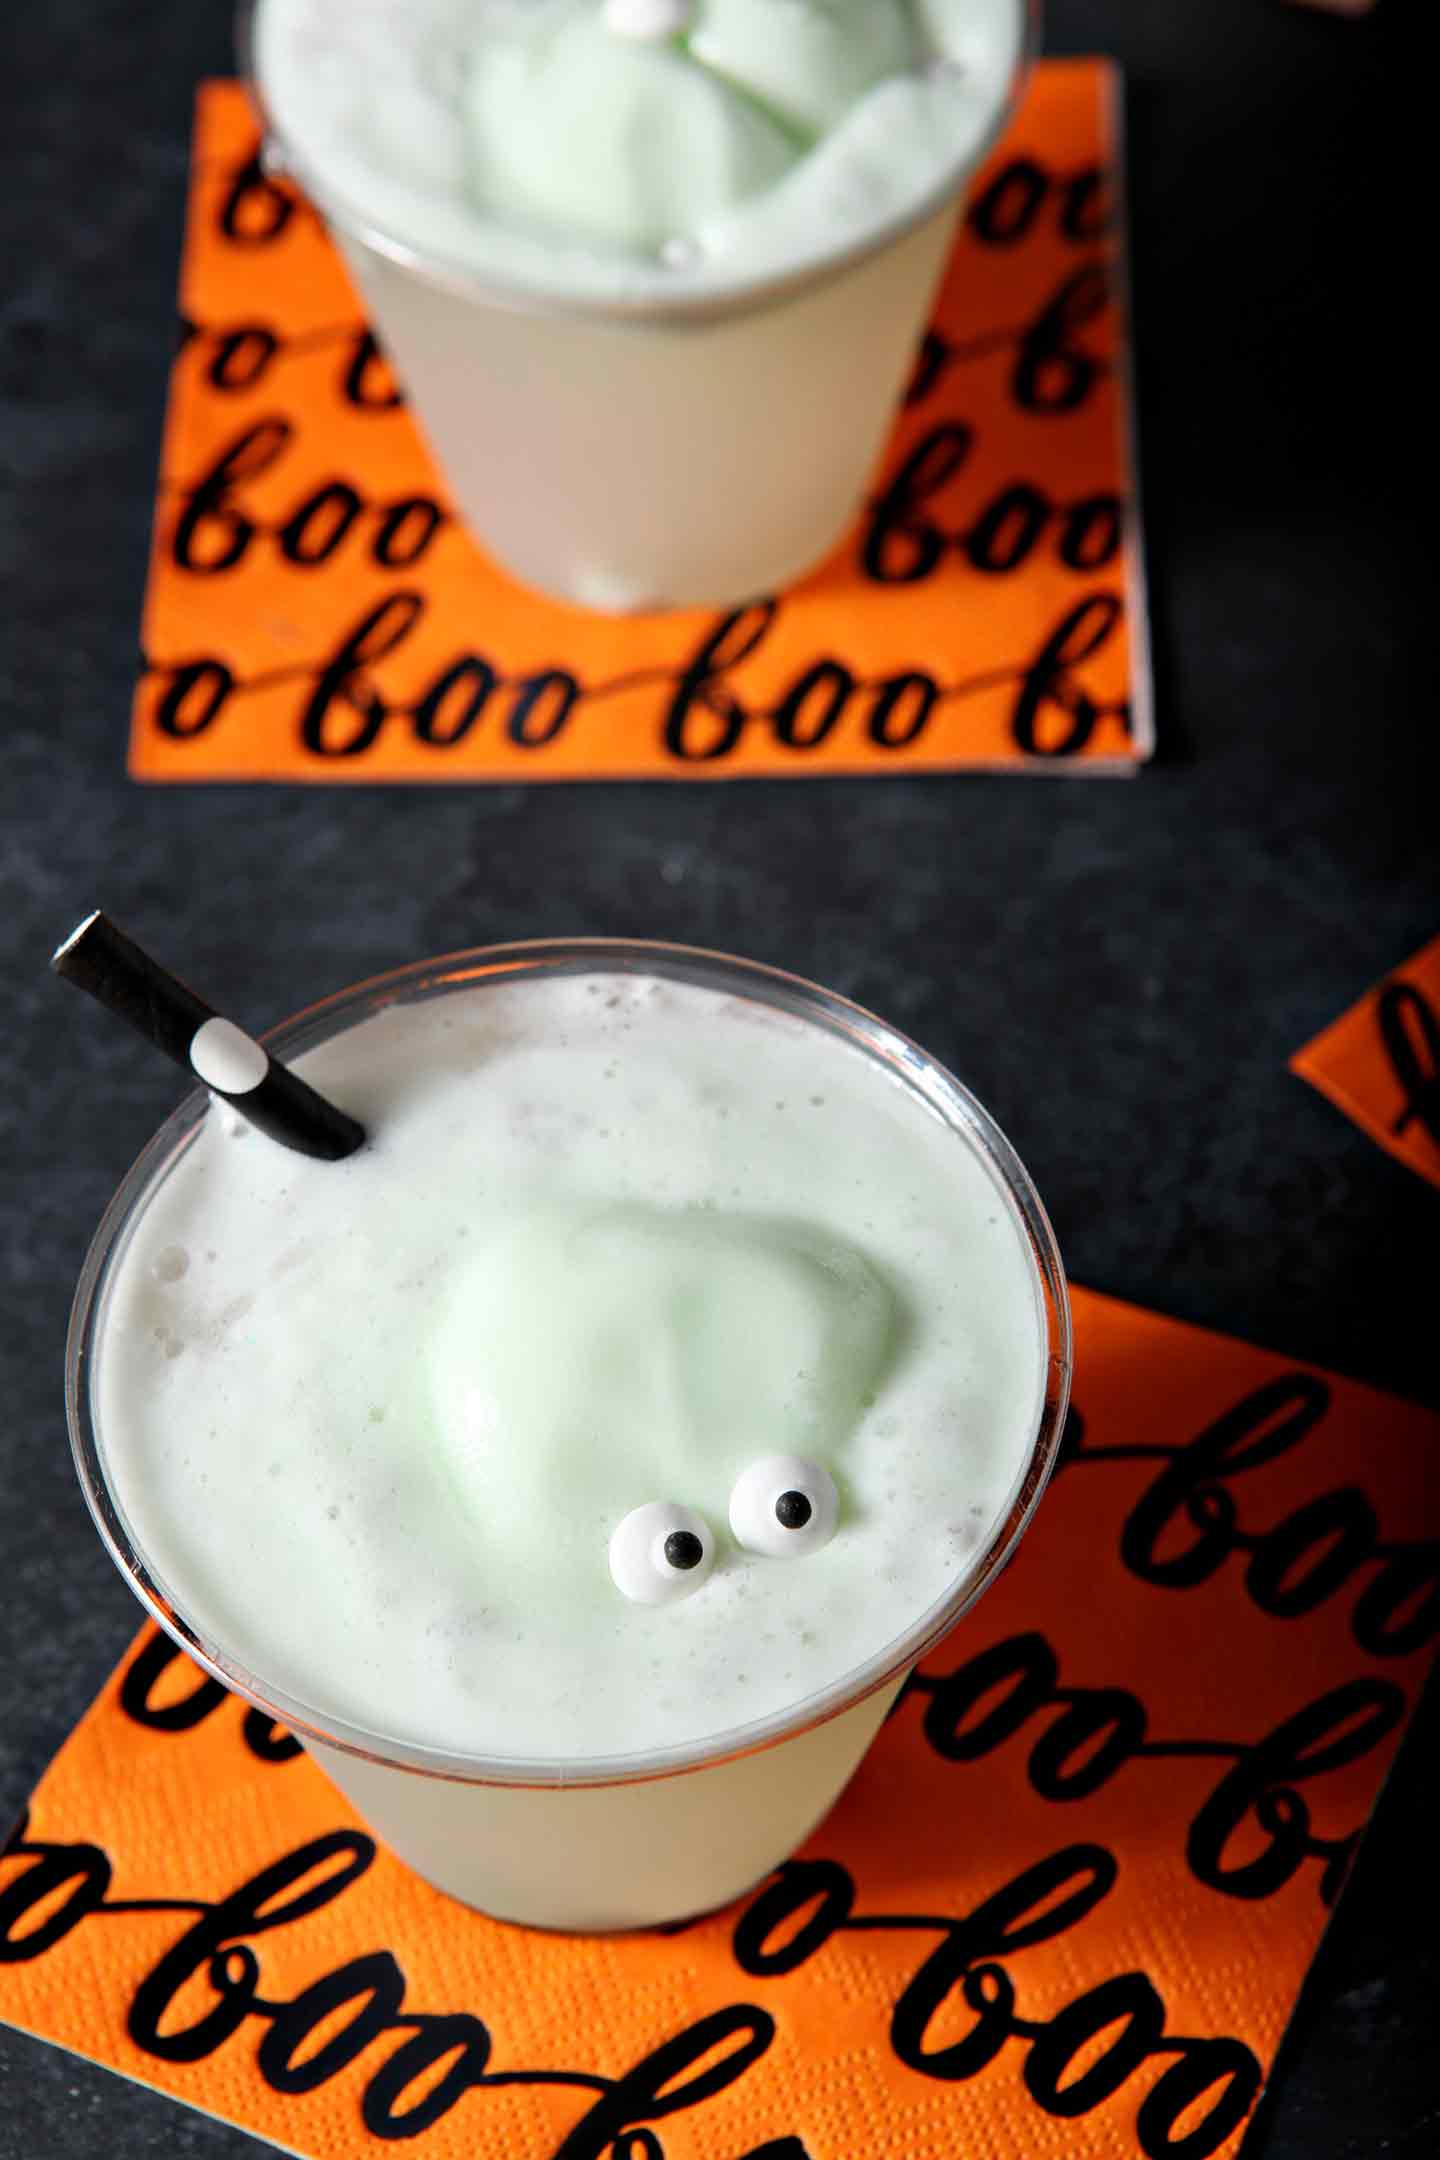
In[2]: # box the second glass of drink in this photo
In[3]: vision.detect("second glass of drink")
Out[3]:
[243,1,1037,611]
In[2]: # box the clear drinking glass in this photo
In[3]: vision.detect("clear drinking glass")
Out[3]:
[67,941,1071,1930]
[238,5,1040,613]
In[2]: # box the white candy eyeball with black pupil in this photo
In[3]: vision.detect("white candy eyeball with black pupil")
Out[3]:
[729,1455,839,1559]
[609,1501,715,1604]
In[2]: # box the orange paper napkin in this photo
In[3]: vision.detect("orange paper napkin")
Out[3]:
[3,1286,1435,2158]
[1292,935,1440,1189]
[130,61,1151,784]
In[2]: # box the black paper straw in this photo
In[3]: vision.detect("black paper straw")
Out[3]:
[52,912,365,1162]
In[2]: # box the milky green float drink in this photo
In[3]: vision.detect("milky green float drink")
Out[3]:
[69,944,1069,1929]
[246,1,1033,609]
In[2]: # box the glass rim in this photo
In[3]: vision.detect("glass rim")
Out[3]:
[235,1,1041,326]
[67,937,1071,1789]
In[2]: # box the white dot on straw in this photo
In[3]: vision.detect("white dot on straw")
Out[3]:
[190,1016,269,1096]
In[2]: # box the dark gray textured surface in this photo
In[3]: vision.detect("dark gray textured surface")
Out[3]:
[1,0,1433,2154]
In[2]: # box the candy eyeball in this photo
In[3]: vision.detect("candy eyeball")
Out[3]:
[729,1455,839,1559]
[609,1501,716,1604]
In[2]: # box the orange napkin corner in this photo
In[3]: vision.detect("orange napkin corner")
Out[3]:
[1292,935,1440,1189]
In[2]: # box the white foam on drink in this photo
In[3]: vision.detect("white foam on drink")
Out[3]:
[94,973,1046,1761]
[252,0,1025,304]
